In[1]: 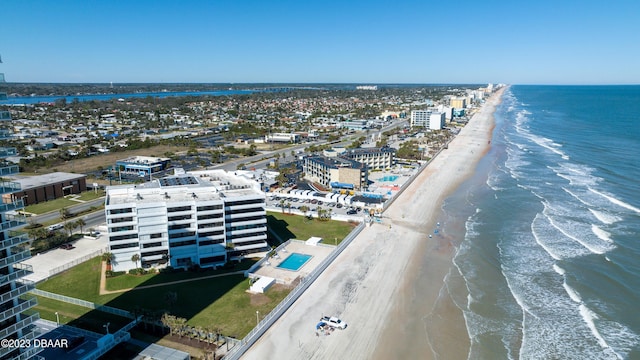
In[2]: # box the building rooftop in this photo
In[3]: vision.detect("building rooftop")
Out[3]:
[116,155,170,164]
[306,155,367,170]
[11,172,86,190]
[106,169,264,206]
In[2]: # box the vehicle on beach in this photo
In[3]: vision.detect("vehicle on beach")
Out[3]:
[319,316,347,329]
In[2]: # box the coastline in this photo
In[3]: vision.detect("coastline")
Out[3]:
[372,87,506,360]
[241,87,506,360]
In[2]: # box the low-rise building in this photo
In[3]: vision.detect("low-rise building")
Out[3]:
[303,156,368,190]
[105,170,268,272]
[265,132,300,143]
[8,172,87,206]
[341,146,396,170]
[115,156,171,177]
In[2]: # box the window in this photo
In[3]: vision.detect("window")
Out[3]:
[167,206,191,213]
[111,242,138,250]
[109,208,133,215]
[197,204,223,211]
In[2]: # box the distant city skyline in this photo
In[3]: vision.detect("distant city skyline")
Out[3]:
[2,0,639,85]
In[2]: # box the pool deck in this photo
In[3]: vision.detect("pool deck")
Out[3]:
[251,241,334,284]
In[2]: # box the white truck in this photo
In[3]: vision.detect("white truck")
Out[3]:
[319,316,347,329]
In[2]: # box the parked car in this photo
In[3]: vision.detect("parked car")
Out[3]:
[60,243,75,250]
[319,316,347,329]
[346,209,357,215]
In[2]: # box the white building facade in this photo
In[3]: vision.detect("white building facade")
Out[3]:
[410,110,445,130]
[105,170,268,272]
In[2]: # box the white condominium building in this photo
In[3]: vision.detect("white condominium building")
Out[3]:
[410,110,445,130]
[105,170,268,272]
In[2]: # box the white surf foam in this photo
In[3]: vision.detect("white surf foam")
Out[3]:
[591,224,613,243]
[589,209,622,225]
[552,264,565,275]
[578,304,617,355]
[563,282,582,303]
[588,187,640,215]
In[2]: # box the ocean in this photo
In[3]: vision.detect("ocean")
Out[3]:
[442,86,640,359]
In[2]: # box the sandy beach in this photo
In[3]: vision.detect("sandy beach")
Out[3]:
[241,88,506,360]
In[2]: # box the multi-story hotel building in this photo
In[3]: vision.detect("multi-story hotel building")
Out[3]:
[105,170,268,272]
[303,156,368,190]
[0,57,42,360]
[341,146,396,170]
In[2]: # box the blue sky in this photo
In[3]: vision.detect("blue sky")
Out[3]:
[2,0,639,84]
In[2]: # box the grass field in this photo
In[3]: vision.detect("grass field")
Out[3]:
[36,256,289,338]
[267,211,356,245]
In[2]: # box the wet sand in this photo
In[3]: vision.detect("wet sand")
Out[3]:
[241,88,506,360]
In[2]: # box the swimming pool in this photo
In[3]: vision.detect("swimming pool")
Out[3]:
[276,253,312,271]
[378,175,399,182]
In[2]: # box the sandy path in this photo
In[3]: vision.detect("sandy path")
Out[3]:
[241,88,505,360]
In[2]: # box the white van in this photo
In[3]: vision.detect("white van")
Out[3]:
[47,224,63,231]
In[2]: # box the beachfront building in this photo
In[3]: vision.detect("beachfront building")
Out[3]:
[449,97,467,109]
[410,110,445,130]
[115,156,171,177]
[105,170,268,272]
[0,60,42,360]
[8,172,87,206]
[303,156,368,190]
[341,146,396,170]
[265,132,300,143]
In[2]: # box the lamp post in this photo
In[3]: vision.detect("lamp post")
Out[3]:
[55,312,59,326]
[103,322,110,334]
[256,311,259,326]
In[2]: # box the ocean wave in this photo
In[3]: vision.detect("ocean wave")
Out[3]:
[591,224,613,243]
[552,264,565,275]
[532,212,590,259]
[563,281,582,303]
[542,201,615,254]
[578,305,620,358]
[588,187,640,215]
[588,209,622,225]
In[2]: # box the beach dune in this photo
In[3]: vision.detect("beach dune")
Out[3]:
[241,88,506,360]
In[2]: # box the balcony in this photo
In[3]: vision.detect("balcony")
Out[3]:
[0,296,38,323]
[0,233,29,251]
[0,263,33,286]
[0,217,28,232]
[0,280,35,304]
[231,236,267,247]
[0,198,24,213]
[0,180,21,193]
[0,312,39,340]
[0,92,6,101]
[0,250,31,268]
[0,164,19,177]
[0,111,10,121]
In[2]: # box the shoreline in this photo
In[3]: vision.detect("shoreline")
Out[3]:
[241,87,506,360]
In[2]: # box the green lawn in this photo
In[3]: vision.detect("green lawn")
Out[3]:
[24,198,78,215]
[105,259,257,291]
[29,296,132,334]
[267,211,356,245]
[36,256,289,338]
[77,190,106,201]
[23,190,105,215]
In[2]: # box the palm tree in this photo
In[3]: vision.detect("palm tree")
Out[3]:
[102,252,115,270]
[279,199,286,213]
[63,222,75,236]
[131,253,140,269]
[75,218,86,235]
[299,205,309,217]
[286,201,292,214]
